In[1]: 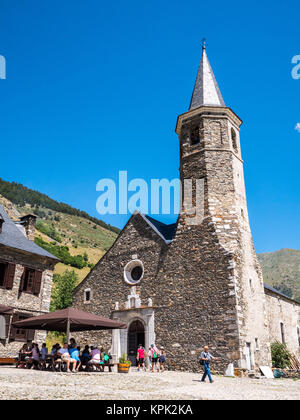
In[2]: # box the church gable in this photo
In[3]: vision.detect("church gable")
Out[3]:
[73,212,170,314]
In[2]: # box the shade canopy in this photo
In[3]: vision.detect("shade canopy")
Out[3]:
[0,304,14,315]
[13,307,127,332]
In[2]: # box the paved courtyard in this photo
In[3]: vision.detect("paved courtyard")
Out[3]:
[0,366,299,400]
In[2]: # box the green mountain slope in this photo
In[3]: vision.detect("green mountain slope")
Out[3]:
[258,249,300,302]
[0,185,119,283]
[0,177,120,234]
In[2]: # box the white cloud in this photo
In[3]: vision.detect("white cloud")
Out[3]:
[295,123,300,133]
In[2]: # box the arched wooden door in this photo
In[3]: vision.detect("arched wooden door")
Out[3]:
[127,320,145,366]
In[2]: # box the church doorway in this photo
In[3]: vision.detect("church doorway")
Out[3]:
[127,320,145,366]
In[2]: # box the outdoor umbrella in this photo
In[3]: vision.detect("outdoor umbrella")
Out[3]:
[13,307,127,342]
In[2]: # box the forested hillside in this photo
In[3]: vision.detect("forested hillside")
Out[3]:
[258,249,300,302]
[0,183,119,283]
[0,177,120,234]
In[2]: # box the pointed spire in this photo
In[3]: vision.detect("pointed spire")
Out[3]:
[189,41,225,110]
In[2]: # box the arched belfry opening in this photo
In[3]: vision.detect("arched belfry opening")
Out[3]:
[127,319,145,366]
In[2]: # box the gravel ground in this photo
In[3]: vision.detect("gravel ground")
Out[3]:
[0,366,299,400]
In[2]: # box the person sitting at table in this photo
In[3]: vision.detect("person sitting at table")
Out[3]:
[16,344,28,368]
[69,338,77,349]
[51,343,60,356]
[69,345,81,372]
[19,344,28,361]
[81,345,91,365]
[31,343,41,369]
[58,343,76,373]
[103,352,110,364]
[41,343,48,360]
[88,346,101,366]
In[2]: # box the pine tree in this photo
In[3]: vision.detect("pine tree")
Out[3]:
[50,270,78,311]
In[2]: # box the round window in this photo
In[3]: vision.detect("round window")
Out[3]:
[124,260,144,285]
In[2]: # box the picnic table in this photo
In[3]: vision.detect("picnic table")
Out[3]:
[14,353,115,373]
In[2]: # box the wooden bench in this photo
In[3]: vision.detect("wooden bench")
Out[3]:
[102,363,114,373]
[86,362,114,372]
[0,357,16,365]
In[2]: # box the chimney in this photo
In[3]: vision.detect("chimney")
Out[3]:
[0,214,4,234]
[20,214,37,241]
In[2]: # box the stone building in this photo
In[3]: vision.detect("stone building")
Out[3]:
[0,205,58,358]
[73,46,300,371]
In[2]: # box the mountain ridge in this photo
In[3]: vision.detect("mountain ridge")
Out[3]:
[0,177,120,234]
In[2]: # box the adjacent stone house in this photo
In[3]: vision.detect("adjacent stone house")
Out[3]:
[0,205,58,358]
[73,46,300,372]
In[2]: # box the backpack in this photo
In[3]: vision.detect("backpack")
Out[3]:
[199,352,207,365]
[104,354,109,362]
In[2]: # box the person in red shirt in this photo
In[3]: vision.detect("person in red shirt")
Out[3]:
[137,344,145,372]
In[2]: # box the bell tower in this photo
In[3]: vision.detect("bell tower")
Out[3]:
[172,43,271,369]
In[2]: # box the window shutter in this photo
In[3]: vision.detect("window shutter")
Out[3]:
[26,328,35,341]
[19,268,26,292]
[33,270,43,296]
[4,314,11,338]
[4,263,16,290]
[9,313,18,341]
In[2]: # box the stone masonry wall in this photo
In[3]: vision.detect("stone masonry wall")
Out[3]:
[265,289,300,357]
[0,245,55,357]
[177,107,271,369]
[73,212,244,373]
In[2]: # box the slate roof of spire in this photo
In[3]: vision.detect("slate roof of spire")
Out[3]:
[189,46,226,110]
[0,204,58,260]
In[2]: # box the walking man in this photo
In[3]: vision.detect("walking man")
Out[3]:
[200,345,216,383]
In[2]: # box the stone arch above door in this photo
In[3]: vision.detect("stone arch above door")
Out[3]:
[111,307,155,364]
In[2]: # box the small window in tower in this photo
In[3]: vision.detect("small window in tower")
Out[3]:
[280,322,285,344]
[84,288,91,303]
[231,128,238,153]
[190,126,200,145]
[255,338,259,351]
[297,327,300,348]
[241,209,244,218]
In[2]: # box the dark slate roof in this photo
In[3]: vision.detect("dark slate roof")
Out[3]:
[189,46,225,110]
[264,283,300,305]
[0,205,58,260]
[141,214,177,243]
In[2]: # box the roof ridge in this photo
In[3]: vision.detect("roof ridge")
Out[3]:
[0,204,58,260]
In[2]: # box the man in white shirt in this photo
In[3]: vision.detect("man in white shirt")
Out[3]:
[58,343,76,373]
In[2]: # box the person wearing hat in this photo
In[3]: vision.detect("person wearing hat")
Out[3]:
[159,347,166,372]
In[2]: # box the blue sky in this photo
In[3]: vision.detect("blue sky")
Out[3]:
[0,0,299,253]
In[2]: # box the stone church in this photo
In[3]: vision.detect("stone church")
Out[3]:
[73,46,300,372]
